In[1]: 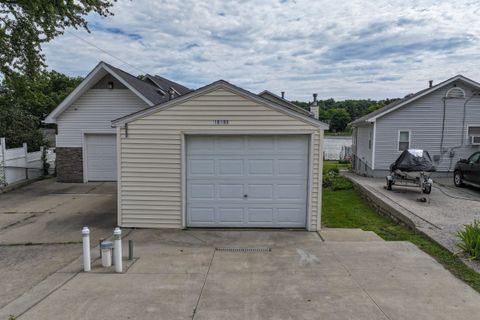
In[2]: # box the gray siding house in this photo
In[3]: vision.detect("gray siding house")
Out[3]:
[351,75,480,177]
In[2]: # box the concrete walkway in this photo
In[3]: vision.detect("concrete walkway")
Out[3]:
[3,229,480,320]
[344,172,480,252]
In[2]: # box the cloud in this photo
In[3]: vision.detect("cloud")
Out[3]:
[323,36,474,62]
[42,0,480,100]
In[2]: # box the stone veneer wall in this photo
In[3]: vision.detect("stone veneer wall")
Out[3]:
[56,147,83,182]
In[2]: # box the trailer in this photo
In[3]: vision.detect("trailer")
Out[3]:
[386,149,436,195]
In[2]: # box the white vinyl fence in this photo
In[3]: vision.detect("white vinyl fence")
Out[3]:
[0,137,55,188]
[324,136,352,160]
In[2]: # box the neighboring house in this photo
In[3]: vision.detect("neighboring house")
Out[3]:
[351,75,480,177]
[111,80,329,230]
[44,62,190,182]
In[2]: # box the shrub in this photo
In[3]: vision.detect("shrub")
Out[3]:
[457,220,480,260]
[323,170,353,191]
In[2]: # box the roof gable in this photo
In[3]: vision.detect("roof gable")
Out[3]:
[44,62,192,124]
[351,75,480,126]
[44,62,158,123]
[112,80,329,129]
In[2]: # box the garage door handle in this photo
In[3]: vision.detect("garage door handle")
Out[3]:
[244,194,248,198]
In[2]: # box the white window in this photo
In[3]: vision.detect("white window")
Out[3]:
[398,130,410,151]
[468,126,480,145]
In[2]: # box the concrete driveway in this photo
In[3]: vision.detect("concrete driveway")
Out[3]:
[1,229,479,320]
[0,178,116,309]
[345,172,480,257]
[2,179,480,319]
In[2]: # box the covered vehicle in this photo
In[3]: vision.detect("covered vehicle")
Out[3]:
[390,149,436,172]
[387,149,436,194]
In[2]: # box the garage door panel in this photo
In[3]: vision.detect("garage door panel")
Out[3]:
[85,134,116,181]
[278,208,303,223]
[277,135,309,152]
[278,159,307,175]
[218,208,244,223]
[187,135,308,228]
[247,208,274,223]
[277,184,305,200]
[246,136,275,152]
[189,159,215,175]
[248,160,274,175]
[219,159,244,175]
[247,184,274,200]
[189,184,215,199]
[217,136,244,151]
[218,184,244,199]
[189,207,215,223]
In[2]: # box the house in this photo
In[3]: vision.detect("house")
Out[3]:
[44,62,190,182]
[351,75,480,177]
[111,81,329,230]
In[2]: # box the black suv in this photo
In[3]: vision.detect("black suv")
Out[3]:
[454,151,480,188]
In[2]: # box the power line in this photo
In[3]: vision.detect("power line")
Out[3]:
[66,31,148,75]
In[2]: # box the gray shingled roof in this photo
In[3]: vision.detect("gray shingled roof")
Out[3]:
[148,75,192,95]
[105,62,191,105]
[350,74,479,126]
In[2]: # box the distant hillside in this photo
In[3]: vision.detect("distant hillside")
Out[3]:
[292,98,399,133]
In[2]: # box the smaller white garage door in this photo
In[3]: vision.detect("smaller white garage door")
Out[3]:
[85,134,116,181]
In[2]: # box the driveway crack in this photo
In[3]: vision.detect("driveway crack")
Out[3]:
[330,251,392,320]
[192,248,215,319]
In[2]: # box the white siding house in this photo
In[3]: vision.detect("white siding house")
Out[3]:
[44,61,190,182]
[112,81,328,230]
[351,75,480,177]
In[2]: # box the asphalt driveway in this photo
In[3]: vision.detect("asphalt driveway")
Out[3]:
[0,178,116,309]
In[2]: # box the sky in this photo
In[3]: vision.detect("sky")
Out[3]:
[43,0,480,101]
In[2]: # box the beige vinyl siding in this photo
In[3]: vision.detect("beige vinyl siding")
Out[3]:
[118,87,323,230]
[56,89,148,147]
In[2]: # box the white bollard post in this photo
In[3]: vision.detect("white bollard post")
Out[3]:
[113,227,122,273]
[82,227,91,272]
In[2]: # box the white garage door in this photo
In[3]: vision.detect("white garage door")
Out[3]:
[85,134,116,181]
[186,135,309,228]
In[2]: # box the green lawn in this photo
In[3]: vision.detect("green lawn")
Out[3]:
[322,165,480,293]
[323,160,350,172]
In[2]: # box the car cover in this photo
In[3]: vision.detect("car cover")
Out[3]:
[390,149,436,172]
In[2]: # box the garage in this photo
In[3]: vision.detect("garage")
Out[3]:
[112,80,328,230]
[186,135,309,227]
[84,134,117,181]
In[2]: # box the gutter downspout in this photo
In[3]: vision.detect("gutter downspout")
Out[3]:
[444,92,477,172]
[461,92,477,146]
[439,97,447,154]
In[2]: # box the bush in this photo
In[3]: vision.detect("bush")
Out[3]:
[323,170,353,191]
[457,220,480,260]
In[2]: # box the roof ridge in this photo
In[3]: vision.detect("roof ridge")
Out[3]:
[350,74,480,126]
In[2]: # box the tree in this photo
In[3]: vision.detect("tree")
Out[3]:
[0,1,115,76]
[0,106,45,151]
[0,70,83,150]
[0,71,83,119]
[329,108,351,132]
